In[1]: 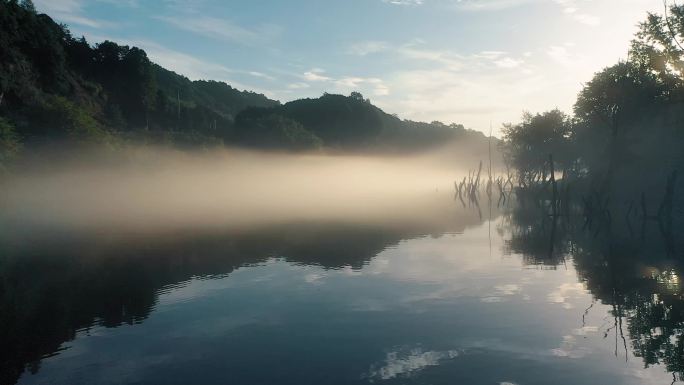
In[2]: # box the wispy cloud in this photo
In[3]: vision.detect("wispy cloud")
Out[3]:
[396,41,527,72]
[546,44,587,67]
[494,57,524,68]
[156,15,281,46]
[288,82,310,89]
[367,347,461,380]
[353,39,561,130]
[34,0,81,13]
[347,41,389,56]
[396,41,465,70]
[77,33,276,95]
[95,0,139,7]
[336,77,389,96]
[452,0,538,11]
[248,71,275,81]
[379,0,602,20]
[382,0,424,5]
[303,69,332,82]
[34,0,113,28]
[571,13,600,26]
[553,0,600,25]
[299,69,390,96]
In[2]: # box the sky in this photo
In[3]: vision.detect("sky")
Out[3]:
[33,0,664,135]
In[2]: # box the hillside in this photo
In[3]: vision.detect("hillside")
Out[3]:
[0,0,491,163]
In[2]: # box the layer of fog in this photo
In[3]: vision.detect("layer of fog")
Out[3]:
[0,145,498,236]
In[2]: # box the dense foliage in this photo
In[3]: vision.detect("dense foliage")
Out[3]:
[0,0,278,151]
[500,109,573,187]
[0,0,485,168]
[501,5,684,195]
[233,93,477,151]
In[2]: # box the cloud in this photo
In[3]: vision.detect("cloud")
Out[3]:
[572,13,600,26]
[34,0,113,28]
[248,71,275,81]
[547,282,585,308]
[396,42,525,72]
[495,57,524,68]
[347,41,389,56]
[476,51,507,59]
[362,40,555,131]
[546,45,587,67]
[335,77,390,96]
[156,15,280,45]
[550,335,591,358]
[56,14,105,28]
[78,33,268,94]
[303,69,331,82]
[100,35,276,85]
[95,0,139,7]
[382,0,424,5]
[138,41,235,81]
[288,82,310,89]
[452,0,539,11]
[34,0,81,13]
[298,69,390,96]
[552,0,600,25]
[396,42,465,70]
[367,347,461,380]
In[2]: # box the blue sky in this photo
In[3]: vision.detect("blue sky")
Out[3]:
[34,0,663,135]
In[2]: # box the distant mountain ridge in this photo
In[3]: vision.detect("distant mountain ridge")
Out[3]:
[0,0,489,158]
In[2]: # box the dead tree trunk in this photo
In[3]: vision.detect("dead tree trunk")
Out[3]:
[549,154,558,217]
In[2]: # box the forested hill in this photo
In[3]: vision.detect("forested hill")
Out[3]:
[233,93,478,151]
[0,0,487,163]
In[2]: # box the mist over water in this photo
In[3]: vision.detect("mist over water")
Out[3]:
[0,146,474,235]
[3,148,683,385]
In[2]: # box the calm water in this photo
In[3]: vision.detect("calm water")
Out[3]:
[2,196,683,385]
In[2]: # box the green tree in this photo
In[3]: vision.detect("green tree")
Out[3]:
[630,3,684,95]
[39,96,112,143]
[349,91,365,102]
[19,0,36,13]
[573,62,666,186]
[234,111,322,150]
[501,109,573,186]
[575,62,663,130]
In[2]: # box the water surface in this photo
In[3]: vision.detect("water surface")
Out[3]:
[2,194,683,385]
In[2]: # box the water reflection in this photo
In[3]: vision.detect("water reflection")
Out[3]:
[0,198,489,385]
[1,194,684,384]
[505,196,684,383]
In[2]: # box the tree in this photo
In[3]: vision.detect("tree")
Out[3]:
[630,3,684,96]
[38,96,112,143]
[120,47,157,127]
[19,0,36,13]
[350,91,365,102]
[501,109,573,186]
[575,62,662,128]
[573,62,667,187]
[234,110,322,150]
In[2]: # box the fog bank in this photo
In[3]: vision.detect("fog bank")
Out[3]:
[1,147,488,235]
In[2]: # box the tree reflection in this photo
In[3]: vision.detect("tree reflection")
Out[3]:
[506,196,684,380]
[0,206,490,385]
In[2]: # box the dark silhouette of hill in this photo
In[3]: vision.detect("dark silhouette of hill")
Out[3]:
[234,92,482,152]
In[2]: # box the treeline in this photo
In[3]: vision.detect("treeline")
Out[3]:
[500,4,684,199]
[0,0,276,152]
[233,92,475,151]
[0,0,484,168]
